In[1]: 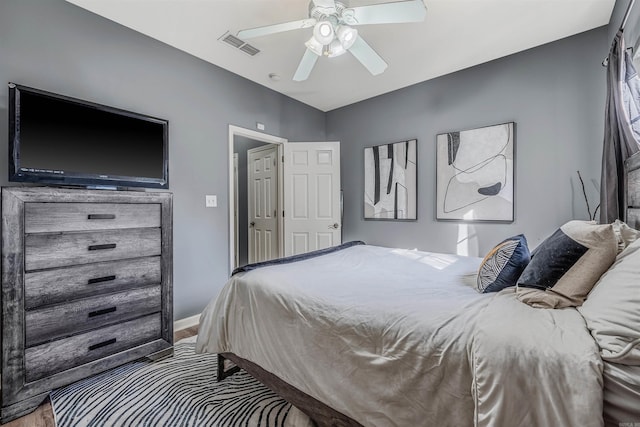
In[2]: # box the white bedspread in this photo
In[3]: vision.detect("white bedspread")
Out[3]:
[196,245,603,427]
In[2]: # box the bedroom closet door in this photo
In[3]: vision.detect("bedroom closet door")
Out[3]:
[248,145,279,263]
[283,141,341,256]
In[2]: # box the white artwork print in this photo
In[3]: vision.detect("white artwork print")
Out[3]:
[436,123,514,221]
[364,139,417,220]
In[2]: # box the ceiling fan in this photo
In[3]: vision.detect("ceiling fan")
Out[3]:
[237,0,427,81]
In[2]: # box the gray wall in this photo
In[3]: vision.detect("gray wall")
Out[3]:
[327,27,608,256]
[0,0,613,318]
[0,0,326,320]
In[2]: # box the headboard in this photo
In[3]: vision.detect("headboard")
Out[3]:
[625,151,640,229]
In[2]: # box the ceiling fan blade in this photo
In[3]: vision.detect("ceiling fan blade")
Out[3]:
[347,0,426,25]
[293,49,320,81]
[313,0,336,7]
[237,18,316,40]
[348,36,388,76]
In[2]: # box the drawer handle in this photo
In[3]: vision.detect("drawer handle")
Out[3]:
[88,243,117,251]
[88,338,117,351]
[88,214,116,220]
[88,306,117,317]
[87,275,117,285]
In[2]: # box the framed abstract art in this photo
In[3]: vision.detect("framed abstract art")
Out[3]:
[364,139,417,220]
[436,122,515,222]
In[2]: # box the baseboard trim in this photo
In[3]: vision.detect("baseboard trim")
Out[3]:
[174,314,200,331]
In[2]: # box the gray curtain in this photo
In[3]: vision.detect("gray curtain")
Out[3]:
[601,30,640,223]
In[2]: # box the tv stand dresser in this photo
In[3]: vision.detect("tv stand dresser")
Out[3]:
[0,187,173,423]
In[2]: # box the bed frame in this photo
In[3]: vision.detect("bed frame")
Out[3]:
[217,152,640,427]
[217,353,361,427]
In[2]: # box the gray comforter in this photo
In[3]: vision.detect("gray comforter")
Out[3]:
[196,245,603,426]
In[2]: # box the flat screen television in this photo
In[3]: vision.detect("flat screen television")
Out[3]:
[8,83,169,189]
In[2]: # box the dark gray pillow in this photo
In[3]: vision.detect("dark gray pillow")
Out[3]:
[516,221,617,308]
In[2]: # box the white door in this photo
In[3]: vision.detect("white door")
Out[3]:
[248,145,279,263]
[284,141,341,256]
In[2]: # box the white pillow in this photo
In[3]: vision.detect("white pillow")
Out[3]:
[579,238,640,365]
[612,219,640,253]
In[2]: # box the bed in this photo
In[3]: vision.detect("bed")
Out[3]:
[196,153,640,427]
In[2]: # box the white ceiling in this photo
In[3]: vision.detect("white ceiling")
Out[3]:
[65,0,615,112]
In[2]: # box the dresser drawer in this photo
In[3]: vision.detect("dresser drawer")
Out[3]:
[629,169,640,207]
[25,203,161,233]
[628,208,640,230]
[25,257,161,309]
[26,286,161,347]
[25,228,161,271]
[25,313,162,383]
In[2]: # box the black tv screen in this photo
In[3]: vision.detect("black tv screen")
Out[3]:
[8,83,169,189]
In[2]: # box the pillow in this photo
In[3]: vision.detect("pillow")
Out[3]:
[612,219,640,253]
[477,234,530,293]
[578,238,640,365]
[516,220,617,308]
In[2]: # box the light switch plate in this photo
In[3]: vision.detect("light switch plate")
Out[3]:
[205,195,217,208]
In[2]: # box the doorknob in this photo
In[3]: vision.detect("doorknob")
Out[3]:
[250,221,256,227]
[329,223,339,229]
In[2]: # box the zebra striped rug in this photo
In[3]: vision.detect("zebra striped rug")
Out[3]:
[50,337,313,427]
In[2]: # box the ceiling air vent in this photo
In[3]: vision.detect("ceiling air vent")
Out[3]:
[219,32,260,57]
[239,44,260,56]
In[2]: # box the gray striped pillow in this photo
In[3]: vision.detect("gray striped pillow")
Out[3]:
[477,235,530,293]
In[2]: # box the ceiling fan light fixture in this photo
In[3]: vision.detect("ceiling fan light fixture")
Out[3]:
[336,25,358,50]
[327,39,347,58]
[305,36,324,56]
[313,20,335,45]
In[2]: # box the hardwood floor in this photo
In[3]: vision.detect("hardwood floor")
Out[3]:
[174,325,199,342]
[4,325,199,427]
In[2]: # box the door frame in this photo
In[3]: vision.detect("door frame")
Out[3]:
[233,152,239,268]
[228,125,287,275]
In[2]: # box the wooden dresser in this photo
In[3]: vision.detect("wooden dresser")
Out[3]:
[626,152,640,229]
[1,187,173,423]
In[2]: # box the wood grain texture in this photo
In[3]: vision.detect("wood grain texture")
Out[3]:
[25,313,161,382]
[2,189,28,408]
[2,326,197,427]
[25,202,160,233]
[625,151,640,172]
[0,394,50,425]
[626,153,640,225]
[1,187,173,423]
[25,228,161,271]
[627,208,640,230]
[160,194,174,346]
[221,352,362,427]
[25,286,161,347]
[173,325,199,342]
[13,338,170,405]
[627,169,640,208]
[2,187,171,204]
[24,257,161,309]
